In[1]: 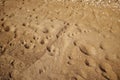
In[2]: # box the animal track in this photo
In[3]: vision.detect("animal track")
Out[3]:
[46,45,59,56]
[71,76,78,80]
[99,62,118,80]
[79,44,97,56]
[0,45,6,55]
[56,26,68,38]
[85,58,96,67]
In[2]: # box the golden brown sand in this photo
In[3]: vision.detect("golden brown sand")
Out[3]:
[0,0,120,80]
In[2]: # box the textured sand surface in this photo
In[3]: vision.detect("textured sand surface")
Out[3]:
[0,0,120,80]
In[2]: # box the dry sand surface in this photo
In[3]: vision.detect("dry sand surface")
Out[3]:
[0,0,120,80]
